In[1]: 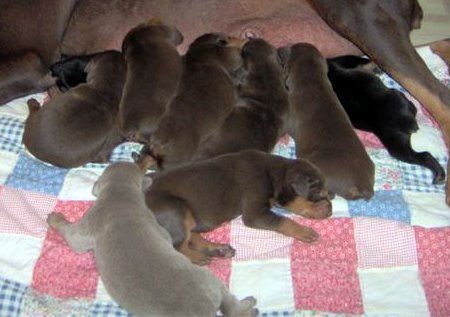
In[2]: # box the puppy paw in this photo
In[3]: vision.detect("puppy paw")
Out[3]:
[297,227,319,243]
[309,199,332,219]
[432,169,446,185]
[47,212,67,229]
[209,244,236,258]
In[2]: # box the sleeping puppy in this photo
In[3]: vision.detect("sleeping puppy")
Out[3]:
[47,161,258,317]
[119,21,183,143]
[23,51,126,168]
[150,33,246,169]
[327,55,445,184]
[280,43,375,200]
[194,38,289,160]
[143,150,332,265]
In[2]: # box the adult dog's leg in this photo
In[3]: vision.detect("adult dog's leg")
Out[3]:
[0,51,55,105]
[310,0,450,204]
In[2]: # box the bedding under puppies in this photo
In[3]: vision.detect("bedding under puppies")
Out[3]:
[150,33,246,169]
[143,150,332,265]
[118,21,183,143]
[47,161,258,317]
[194,38,289,160]
[280,43,375,200]
[22,51,126,168]
[327,55,445,184]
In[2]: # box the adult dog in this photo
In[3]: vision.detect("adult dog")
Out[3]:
[0,0,449,203]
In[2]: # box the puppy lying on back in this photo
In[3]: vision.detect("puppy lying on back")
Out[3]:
[23,51,126,168]
[327,56,445,184]
[194,38,289,160]
[143,150,332,265]
[47,161,257,317]
[280,43,375,200]
[119,21,183,143]
[150,33,245,169]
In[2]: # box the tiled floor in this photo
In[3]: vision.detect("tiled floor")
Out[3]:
[411,0,450,46]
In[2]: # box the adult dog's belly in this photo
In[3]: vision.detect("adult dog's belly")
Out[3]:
[61,0,360,57]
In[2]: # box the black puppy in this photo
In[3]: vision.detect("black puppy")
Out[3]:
[327,56,445,184]
[50,53,99,91]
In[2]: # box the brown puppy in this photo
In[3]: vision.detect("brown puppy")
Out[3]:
[23,51,126,168]
[194,38,289,160]
[119,21,183,142]
[280,43,375,200]
[143,150,332,265]
[150,33,245,169]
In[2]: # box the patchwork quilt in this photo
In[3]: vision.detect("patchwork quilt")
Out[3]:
[0,46,449,317]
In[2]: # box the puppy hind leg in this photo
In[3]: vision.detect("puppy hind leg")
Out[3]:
[47,212,94,253]
[379,131,445,184]
[189,232,235,258]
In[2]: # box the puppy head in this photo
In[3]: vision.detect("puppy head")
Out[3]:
[186,33,245,74]
[242,38,280,68]
[277,159,332,218]
[92,162,144,197]
[122,23,183,52]
[277,43,327,91]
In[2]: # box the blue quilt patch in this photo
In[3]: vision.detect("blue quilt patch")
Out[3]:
[91,301,131,317]
[0,277,27,317]
[398,156,446,193]
[348,190,410,223]
[5,153,69,196]
[0,116,24,154]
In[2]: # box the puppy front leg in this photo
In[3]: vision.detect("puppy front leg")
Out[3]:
[47,212,94,253]
[189,232,235,258]
[242,205,319,243]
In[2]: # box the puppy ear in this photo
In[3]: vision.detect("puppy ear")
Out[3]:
[142,175,153,192]
[92,181,100,197]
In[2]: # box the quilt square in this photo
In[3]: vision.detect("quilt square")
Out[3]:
[58,168,103,201]
[0,186,57,238]
[290,218,362,314]
[0,116,24,154]
[5,153,69,196]
[353,217,418,268]
[404,192,450,228]
[91,301,131,317]
[348,190,410,223]
[398,157,446,194]
[355,130,384,149]
[0,151,19,185]
[415,227,450,317]
[272,134,296,159]
[369,149,403,191]
[231,217,292,261]
[32,200,98,299]
[230,259,294,313]
[84,142,142,169]
[0,276,28,317]
[358,266,429,316]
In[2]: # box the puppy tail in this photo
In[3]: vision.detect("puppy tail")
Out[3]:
[27,98,41,113]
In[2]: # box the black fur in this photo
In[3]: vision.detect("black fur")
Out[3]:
[327,56,445,184]
[50,53,98,91]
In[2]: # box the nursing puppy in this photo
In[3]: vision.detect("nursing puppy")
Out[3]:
[23,51,126,168]
[50,53,99,91]
[47,161,257,317]
[327,56,445,184]
[280,43,375,200]
[144,150,332,265]
[150,33,245,169]
[194,38,289,159]
[119,21,183,143]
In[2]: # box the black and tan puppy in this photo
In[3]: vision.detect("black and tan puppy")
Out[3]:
[280,43,375,200]
[50,53,99,91]
[194,38,289,160]
[143,150,332,265]
[150,33,245,169]
[119,21,183,143]
[327,56,445,184]
[23,51,126,168]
